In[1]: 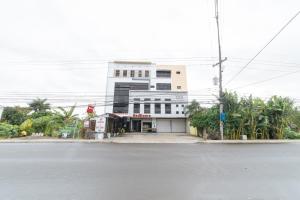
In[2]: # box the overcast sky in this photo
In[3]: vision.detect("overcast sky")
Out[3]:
[0,0,299,114]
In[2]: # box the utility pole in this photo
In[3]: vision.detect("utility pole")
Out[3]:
[213,0,226,140]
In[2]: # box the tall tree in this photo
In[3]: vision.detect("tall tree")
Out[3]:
[29,98,50,112]
[55,105,78,124]
[28,98,51,118]
[186,100,201,119]
[1,107,29,125]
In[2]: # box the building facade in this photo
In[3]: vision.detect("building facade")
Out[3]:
[105,61,188,133]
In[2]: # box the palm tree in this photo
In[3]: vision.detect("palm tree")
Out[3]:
[186,100,201,119]
[29,98,50,112]
[55,105,78,124]
[266,96,294,139]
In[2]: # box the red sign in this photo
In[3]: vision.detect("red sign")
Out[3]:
[132,114,151,118]
[87,105,95,113]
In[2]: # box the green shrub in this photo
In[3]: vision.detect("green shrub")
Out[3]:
[284,128,300,139]
[31,115,64,137]
[20,119,33,133]
[0,123,19,138]
[32,116,53,133]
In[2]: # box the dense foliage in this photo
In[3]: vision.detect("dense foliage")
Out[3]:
[0,122,19,138]
[0,99,82,138]
[188,92,299,140]
[1,107,29,125]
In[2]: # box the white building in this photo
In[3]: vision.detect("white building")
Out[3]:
[105,61,188,133]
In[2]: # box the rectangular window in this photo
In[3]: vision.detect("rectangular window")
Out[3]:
[155,103,161,114]
[155,98,161,102]
[134,103,140,113]
[130,83,149,90]
[113,82,149,113]
[144,104,151,114]
[165,103,171,114]
[130,70,135,77]
[138,70,142,77]
[134,98,140,102]
[176,71,181,74]
[123,70,127,77]
[156,83,171,90]
[145,70,150,77]
[177,86,181,89]
[156,70,171,78]
[165,98,171,101]
[115,70,120,77]
[176,111,179,114]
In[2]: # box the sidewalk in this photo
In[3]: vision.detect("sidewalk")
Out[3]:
[0,134,202,144]
[0,135,300,144]
[108,134,202,144]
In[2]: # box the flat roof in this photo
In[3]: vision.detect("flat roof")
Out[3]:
[113,61,152,65]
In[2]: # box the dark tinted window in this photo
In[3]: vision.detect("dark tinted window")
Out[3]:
[134,103,140,113]
[115,70,120,77]
[130,70,135,77]
[138,70,142,77]
[113,83,130,113]
[165,103,171,114]
[130,83,148,90]
[155,103,161,114]
[145,70,150,77]
[123,70,127,77]
[144,104,151,114]
[156,70,171,78]
[113,82,148,113]
[156,83,171,90]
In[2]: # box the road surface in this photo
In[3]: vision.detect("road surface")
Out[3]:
[0,143,299,200]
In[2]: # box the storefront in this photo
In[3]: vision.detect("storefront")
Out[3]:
[129,114,186,133]
[130,114,154,133]
[102,113,186,134]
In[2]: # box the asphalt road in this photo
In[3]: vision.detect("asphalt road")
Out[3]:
[0,143,300,200]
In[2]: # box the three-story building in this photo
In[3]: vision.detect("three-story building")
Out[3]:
[105,61,188,133]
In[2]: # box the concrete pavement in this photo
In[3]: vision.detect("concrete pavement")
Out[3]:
[1,134,300,144]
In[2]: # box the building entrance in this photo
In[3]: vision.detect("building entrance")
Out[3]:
[142,122,152,132]
[132,120,141,132]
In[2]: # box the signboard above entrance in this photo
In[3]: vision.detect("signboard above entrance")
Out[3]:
[132,114,151,118]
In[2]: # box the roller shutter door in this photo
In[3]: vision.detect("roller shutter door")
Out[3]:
[156,119,171,133]
[171,119,186,133]
[156,119,186,133]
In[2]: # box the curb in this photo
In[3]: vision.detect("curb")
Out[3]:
[199,140,300,144]
[0,139,112,144]
[0,139,299,144]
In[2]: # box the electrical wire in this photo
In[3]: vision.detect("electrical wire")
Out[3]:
[225,10,300,86]
[232,69,300,90]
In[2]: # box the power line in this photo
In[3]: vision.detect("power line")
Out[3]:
[225,10,300,86]
[232,69,300,90]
